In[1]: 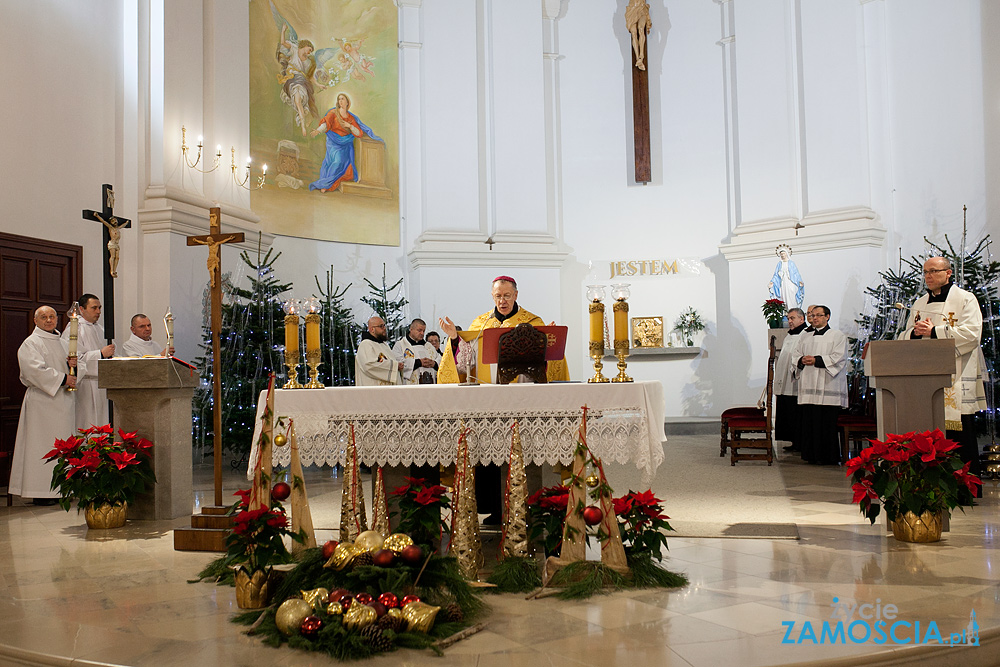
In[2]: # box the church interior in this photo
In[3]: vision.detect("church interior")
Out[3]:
[1,1,999,665]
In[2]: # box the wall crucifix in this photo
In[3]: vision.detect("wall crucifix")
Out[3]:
[625,0,652,184]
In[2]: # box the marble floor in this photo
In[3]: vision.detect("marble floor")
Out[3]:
[1,438,998,667]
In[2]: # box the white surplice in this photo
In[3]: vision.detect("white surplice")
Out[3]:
[62,319,108,429]
[10,327,82,498]
[121,333,163,357]
[773,327,807,397]
[355,337,402,386]
[792,327,848,407]
[391,336,438,384]
[900,283,987,429]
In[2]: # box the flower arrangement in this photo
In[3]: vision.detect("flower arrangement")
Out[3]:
[44,425,155,512]
[847,429,980,524]
[673,307,706,346]
[390,476,451,548]
[225,489,304,572]
[761,298,786,326]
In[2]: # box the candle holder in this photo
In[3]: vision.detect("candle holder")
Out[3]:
[67,301,80,392]
[586,285,610,383]
[163,306,174,356]
[282,300,303,389]
[611,284,633,383]
[304,311,324,388]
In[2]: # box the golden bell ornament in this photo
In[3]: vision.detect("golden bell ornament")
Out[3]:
[402,601,441,633]
[354,529,386,553]
[585,474,600,488]
[343,603,378,630]
[275,598,314,636]
[326,601,344,616]
[301,588,329,610]
[273,433,288,448]
[327,542,360,571]
[383,533,414,554]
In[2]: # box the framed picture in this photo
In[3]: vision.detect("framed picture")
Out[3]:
[632,316,664,348]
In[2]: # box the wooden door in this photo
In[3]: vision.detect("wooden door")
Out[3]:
[0,233,81,487]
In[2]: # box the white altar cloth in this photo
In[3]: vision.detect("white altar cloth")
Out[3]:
[250,381,666,484]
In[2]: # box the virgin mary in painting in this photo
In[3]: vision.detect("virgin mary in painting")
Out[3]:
[308,93,383,192]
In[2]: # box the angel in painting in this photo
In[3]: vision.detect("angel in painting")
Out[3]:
[339,38,376,79]
[270,1,339,136]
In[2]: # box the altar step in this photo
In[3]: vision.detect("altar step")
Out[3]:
[173,505,232,552]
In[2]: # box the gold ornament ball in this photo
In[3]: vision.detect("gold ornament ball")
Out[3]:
[402,601,441,633]
[301,587,329,611]
[387,607,404,620]
[325,601,343,616]
[354,530,386,553]
[343,603,378,630]
[328,542,360,571]
[383,533,414,554]
[275,598,314,636]
[585,474,600,488]
[273,433,288,448]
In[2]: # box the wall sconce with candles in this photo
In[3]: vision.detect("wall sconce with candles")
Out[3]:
[181,126,222,173]
[231,147,267,190]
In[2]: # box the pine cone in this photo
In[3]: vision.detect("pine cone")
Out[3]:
[440,602,464,623]
[377,613,405,632]
[352,552,374,569]
[360,625,394,652]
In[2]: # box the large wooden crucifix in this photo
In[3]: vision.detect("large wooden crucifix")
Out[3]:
[625,0,652,183]
[81,184,131,341]
[187,207,244,507]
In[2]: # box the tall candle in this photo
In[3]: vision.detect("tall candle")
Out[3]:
[285,314,299,354]
[589,302,604,346]
[68,316,79,358]
[306,314,320,352]
[614,301,628,344]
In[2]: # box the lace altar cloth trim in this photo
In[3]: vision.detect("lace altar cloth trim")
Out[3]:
[252,382,666,484]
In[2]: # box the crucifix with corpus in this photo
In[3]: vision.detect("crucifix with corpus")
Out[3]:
[187,207,244,507]
[81,184,131,341]
[625,0,652,184]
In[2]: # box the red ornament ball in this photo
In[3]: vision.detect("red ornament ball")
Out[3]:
[368,600,387,617]
[300,615,323,639]
[338,594,354,610]
[321,540,339,560]
[401,594,421,606]
[354,592,373,605]
[372,548,396,567]
[400,544,424,566]
[328,588,350,604]
[378,592,400,609]
[583,506,604,526]
[271,482,291,501]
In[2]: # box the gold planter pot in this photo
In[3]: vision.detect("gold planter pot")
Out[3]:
[234,567,273,609]
[890,510,943,543]
[84,501,127,529]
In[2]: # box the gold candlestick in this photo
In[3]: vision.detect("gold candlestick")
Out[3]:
[283,303,303,388]
[586,287,610,383]
[304,344,323,388]
[611,285,633,383]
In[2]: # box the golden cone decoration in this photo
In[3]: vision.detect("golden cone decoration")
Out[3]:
[288,420,317,553]
[371,467,391,537]
[249,374,276,509]
[449,423,483,579]
[401,601,441,633]
[340,422,368,543]
[500,420,529,559]
[594,457,629,573]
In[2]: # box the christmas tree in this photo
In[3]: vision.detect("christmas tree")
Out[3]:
[360,263,409,340]
[193,245,292,462]
[313,266,360,386]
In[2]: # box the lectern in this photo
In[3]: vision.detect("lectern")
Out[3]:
[863,339,955,439]
[98,358,200,520]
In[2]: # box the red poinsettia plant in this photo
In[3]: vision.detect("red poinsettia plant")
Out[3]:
[224,489,304,572]
[44,424,155,512]
[527,484,570,555]
[847,429,980,524]
[762,298,786,323]
[390,476,451,548]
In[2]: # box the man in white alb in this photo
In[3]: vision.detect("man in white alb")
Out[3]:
[11,306,81,505]
[792,305,848,465]
[774,307,807,454]
[120,313,174,357]
[355,316,403,386]
[392,318,439,384]
[62,294,114,429]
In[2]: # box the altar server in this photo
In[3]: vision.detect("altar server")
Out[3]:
[793,305,848,465]
[901,256,986,478]
[121,313,174,357]
[774,308,807,453]
[10,306,81,504]
[392,318,439,384]
[355,316,403,386]
[62,294,113,429]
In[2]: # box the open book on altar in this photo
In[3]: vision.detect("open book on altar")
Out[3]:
[456,325,568,362]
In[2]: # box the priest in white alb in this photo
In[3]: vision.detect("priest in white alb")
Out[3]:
[62,294,114,429]
[121,313,174,357]
[10,306,82,504]
[355,316,403,386]
[792,305,848,465]
[901,256,986,480]
[773,307,807,454]
[392,318,438,384]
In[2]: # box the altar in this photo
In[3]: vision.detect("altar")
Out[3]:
[250,381,666,484]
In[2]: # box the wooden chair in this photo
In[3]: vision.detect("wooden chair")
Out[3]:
[837,374,877,463]
[728,335,777,466]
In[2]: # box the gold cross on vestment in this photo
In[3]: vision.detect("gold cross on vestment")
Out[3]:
[946,312,957,327]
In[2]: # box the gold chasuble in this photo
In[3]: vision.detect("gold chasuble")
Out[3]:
[437,306,570,384]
